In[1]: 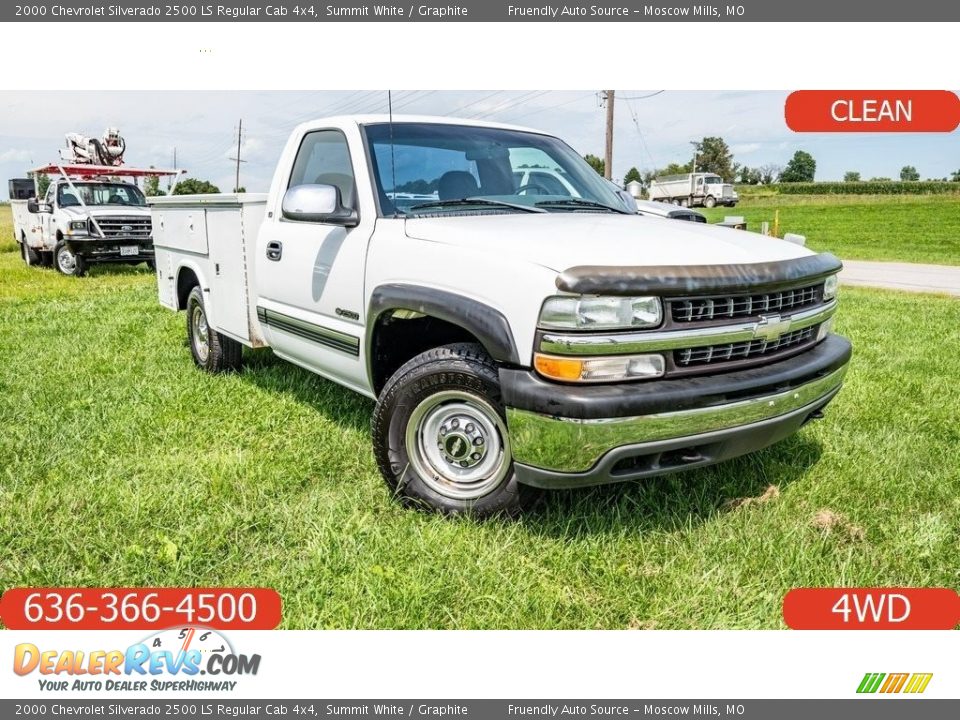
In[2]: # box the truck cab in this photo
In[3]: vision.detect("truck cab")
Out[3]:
[150,115,849,517]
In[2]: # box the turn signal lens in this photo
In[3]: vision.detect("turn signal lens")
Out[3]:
[534,353,665,383]
[534,354,584,381]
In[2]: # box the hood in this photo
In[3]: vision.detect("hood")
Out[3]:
[59,205,150,219]
[404,213,812,273]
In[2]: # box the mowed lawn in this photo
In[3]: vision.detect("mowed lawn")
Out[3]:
[1,206,958,629]
[701,194,960,265]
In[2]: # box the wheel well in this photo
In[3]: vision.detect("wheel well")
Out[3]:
[176,267,199,310]
[369,311,482,395]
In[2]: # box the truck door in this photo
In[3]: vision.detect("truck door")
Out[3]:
[695,175,704,199]
[255,128,373,394]
[41,183,57,247]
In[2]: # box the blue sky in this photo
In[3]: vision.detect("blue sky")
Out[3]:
[1,90,957,199]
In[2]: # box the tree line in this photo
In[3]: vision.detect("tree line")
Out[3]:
[605,137,960,187]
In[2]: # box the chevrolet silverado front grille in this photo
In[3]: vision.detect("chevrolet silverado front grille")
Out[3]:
[674,326,817,368]
[670,283,822,323]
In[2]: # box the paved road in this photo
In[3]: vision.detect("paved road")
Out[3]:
[840,260,960,296]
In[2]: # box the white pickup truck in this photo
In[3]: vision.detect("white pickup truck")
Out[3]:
[150,115,850,516]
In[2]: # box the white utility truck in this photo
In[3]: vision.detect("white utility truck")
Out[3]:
[648,172,738,208]
[151,115,849,516]
[11,164,181,276]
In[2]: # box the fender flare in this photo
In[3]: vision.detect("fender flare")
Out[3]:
[367,284,520,366]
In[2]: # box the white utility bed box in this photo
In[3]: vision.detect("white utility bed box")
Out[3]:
[149,193,269,347]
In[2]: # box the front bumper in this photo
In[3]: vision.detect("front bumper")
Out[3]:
[502,334,851,488]
[67,237,154,262]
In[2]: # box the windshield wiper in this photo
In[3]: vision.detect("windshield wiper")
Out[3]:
[534,198,630,214]
[408,197,546,214]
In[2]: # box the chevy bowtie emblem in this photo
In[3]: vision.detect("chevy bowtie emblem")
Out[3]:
[752,313,790,342]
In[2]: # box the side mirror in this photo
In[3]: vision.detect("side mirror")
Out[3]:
[27,198,39,213]
[281,184,358,227]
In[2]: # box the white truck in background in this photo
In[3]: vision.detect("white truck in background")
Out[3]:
[150,115,849,517]
[648,172,738,208]
[10,164,181,276]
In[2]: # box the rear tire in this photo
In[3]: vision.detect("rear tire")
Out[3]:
[54,241,86,277]
[185,285,242,372]
[372,343,522,517]
[21,238,41,266]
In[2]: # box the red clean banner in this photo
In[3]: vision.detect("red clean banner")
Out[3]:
[0,587,282,630]
[785,90,960,132]
[784,588,960,630]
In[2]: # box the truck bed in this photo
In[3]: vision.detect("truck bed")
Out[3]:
[149,193,269,348]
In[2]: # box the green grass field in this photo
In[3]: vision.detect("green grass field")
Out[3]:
[701,195,960,265]
[1,206,958,629]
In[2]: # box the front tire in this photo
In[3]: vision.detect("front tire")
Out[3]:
[372,343,521,517]
[185,285,242,372]
[704,195,717,208]
[54,241,86,277]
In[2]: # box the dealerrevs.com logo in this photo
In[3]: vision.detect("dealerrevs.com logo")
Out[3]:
[13,627,261,693]
[857,673,933,694]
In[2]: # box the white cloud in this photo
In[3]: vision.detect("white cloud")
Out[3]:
[730,143,761,155]
[0,148,33,163]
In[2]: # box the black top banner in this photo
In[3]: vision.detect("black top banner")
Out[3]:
[5,0,958,22]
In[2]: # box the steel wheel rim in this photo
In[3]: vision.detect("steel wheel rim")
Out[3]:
[57,247,76,274]
[405,390,511,500]
[191,304,210,363]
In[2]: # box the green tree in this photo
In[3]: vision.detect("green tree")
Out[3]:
[583,154,604,176]
[144,173,165,197]
[951,170,960,182]
[234,186,247,193]
[654,161,694,178]
[694,136,734,179]
[173,178,221,195]
[738,166,761,184]
[622,166,642,186]
[899,165,920,181]
[843,171,861,182]
[33,173,51,197]
[758,164,782,184]
[780,151,816,182]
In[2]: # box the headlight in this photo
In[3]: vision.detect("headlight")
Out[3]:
[69,221,87,231]
[539,295,662,330]
[823,273,839,301]
[534,353,665,383]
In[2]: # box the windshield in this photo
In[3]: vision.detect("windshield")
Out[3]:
[57,182,146,208]
[364,123,625,216]
[704,176,722,184]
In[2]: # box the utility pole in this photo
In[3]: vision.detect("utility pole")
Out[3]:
[234,119,242,192]
[603,90,615,180]
[690,140,699,173]
[228,120,247,192]
[168,147,177,192]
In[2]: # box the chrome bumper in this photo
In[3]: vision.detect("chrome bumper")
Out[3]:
[506,363,847,476]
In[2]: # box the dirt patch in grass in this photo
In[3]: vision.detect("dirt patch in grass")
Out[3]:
[725,484,780,510]
[811,509,866,542]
